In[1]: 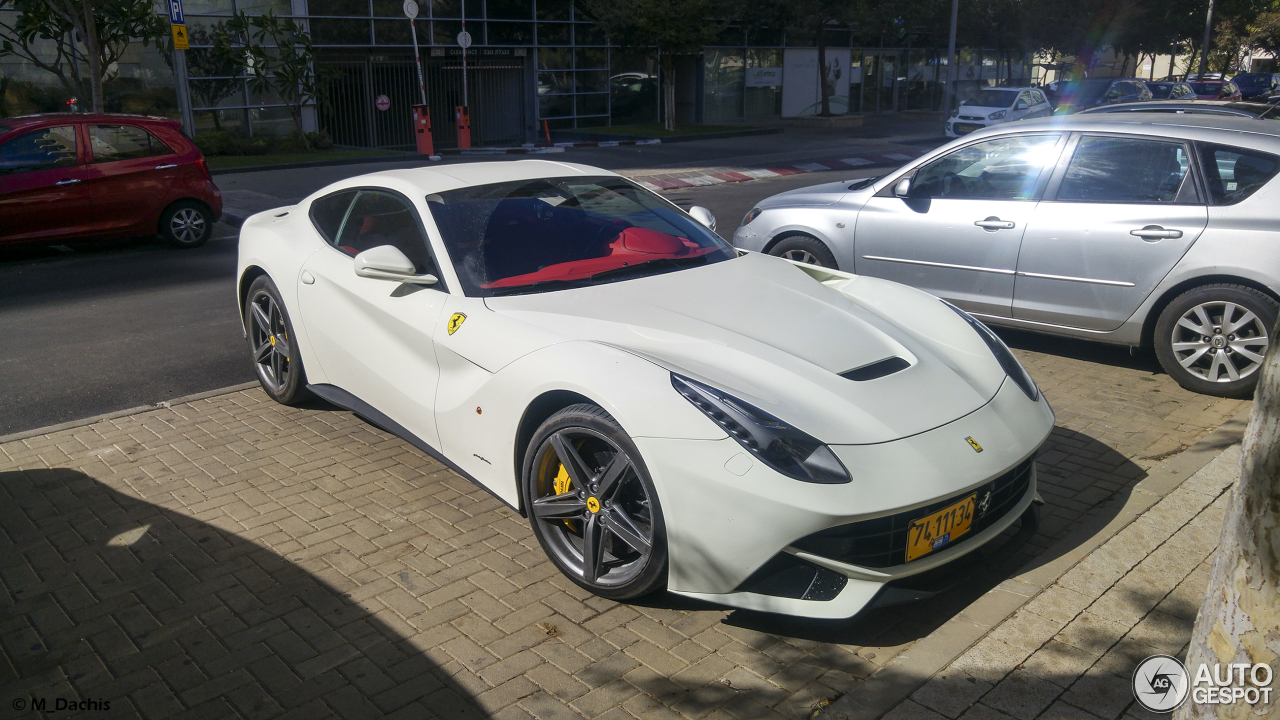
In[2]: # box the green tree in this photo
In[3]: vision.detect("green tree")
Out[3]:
[160,22,246,131]
[576,0,730,131]
[224,10,328,149]
[0,0,166,113]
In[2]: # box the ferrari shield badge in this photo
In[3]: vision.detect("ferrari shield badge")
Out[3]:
[966,436,983,453]
[447,313,467,335]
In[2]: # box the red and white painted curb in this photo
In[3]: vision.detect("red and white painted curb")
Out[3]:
[440,138,662,155]
[632,150,927,192]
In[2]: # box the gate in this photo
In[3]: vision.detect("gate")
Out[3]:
[319,52,526,150]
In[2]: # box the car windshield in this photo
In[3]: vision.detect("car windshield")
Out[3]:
[1059,80,1112,105]
[1189,82,1223,94]
[426,175,736,297]
[1232,74,1267,88]
[963,89,1018,107]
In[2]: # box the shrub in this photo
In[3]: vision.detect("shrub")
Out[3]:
[192,130,241,156]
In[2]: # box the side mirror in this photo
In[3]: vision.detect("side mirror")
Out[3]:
[353,245,438,285]
[688,205,716,231]
[893,177,912,198]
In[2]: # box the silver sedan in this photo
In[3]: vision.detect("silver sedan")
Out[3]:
[734,114,1280,398]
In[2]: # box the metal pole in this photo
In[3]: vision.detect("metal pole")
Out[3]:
[1197,0,1215,77]
[940,0,958,117]
[173,49,196,136]
[461,0,468,107]
[410,17,426,105]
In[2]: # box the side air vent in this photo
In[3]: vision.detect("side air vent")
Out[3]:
[840,357,910,382]
[735,553,847,601]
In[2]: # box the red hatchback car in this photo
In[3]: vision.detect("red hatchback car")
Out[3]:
[1188,80,1243,101]
[0,114,222,248]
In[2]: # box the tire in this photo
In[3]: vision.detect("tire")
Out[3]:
[160,200,214,248]
[244,275,310,405]
[522,404,667,600]
[769,234,837,269]
[1153,283,1278,398]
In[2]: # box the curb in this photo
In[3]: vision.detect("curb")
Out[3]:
[210,153,431,176]
[822,406,1252,720]
[0,382,261,446]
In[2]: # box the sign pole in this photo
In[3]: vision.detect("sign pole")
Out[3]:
[404,0,426,106]
[460,0,468,107]
[168,0,195,136]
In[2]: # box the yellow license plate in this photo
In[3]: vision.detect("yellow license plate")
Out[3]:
[905,494,976,562]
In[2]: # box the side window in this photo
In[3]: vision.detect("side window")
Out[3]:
[1033,90,1047,105]
[0,126,77,175]
[335,190,438,275]
[309,189,357,244]
[1196,144,1280,205]
[89,125,174,163]
[1057,136,1192,203]
[1016,91,1032,109]
[910,134,1061,201]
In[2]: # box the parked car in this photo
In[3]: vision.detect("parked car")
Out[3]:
[946,86,1053,138]
[1229,72,1280,100]
[0,114,221,248]
[1187,80,1243,101]
[1145,81,1196,100]
[237,160,1053,618]
[1081,99,1280,120]
[734,115,1280,398]
[1051,78,1153,113]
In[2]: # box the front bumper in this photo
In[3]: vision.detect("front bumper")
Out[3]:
[636,377,1053,619]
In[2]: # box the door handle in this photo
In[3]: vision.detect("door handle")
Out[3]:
[155,164,178,170]
[974,217,1016,231]
[1130,225,1183,240]
[54,178,81,185]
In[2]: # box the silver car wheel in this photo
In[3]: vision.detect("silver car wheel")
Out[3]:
[782,249,817,264]
[1170,301,1270,383]
[170,207,207,244]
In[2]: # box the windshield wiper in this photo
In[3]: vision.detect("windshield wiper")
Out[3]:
[587,255,712,283]
[485,278,591,296]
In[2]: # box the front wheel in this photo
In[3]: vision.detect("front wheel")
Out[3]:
[522,404,667,600]
[1153,283,1277,398]
[244,275,310,405]
[769,234,837,268]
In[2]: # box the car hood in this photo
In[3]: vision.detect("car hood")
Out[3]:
[483,252,1007,444]
[957,104,1008,115]
[757,179,849,208]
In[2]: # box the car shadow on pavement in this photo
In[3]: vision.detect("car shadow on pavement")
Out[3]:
[1,468,481,718]
[994,326,1166,377]
[709,425,1146,649]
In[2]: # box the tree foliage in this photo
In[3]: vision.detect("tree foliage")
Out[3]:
[0,0,166,113]
[224,10,330,149]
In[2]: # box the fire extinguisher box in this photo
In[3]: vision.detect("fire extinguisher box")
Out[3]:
[411,104,434,156]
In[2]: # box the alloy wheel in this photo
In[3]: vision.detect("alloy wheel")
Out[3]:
[170,208,207,244]
[1170,300,1270,383]
[530,429,655,587]
[248,292,293,393]
[782,249,818,264]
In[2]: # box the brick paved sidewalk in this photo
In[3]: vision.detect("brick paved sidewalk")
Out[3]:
[0,341,1250,720]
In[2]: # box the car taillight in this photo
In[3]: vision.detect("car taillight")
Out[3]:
[195,157,211,180]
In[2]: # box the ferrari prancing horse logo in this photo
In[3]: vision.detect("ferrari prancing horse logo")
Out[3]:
[966,436,983,453]
[447,312,467,335]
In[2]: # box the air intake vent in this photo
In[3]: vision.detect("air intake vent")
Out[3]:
[840,357,910,382]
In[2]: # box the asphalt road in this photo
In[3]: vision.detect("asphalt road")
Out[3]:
[0,169,872,436]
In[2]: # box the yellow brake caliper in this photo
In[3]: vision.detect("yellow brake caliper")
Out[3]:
[552,463,576,531]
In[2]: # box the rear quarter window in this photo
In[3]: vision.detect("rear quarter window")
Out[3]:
[309,189,358,243]
[1196,144,1280,205]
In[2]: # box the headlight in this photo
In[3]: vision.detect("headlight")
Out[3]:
[944,302,1039,401]
[671,373,850,484]
[741,207,762,226]
[950,108,960,117]
[988,110,1007,120]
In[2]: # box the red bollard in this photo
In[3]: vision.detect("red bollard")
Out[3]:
[411,104,434,156]
[455,105,471,149]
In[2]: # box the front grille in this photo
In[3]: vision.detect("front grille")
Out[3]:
[790,456,1035,568]
[959,115,983,121]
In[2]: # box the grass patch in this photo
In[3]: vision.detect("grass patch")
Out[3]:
[582,123,767,137]
[206,148,411,170]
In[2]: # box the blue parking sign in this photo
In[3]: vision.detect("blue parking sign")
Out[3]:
[167,0,185,25]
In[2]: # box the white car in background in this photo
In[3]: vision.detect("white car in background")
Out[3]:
[947,87,1054,137]
[236,161,1053,619]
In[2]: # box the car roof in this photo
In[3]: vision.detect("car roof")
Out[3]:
[962,113,1280,151]
[1081,100,1275,115]
[0,113,179,133]
[304,160,621,203]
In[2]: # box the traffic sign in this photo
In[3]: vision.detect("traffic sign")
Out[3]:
[457,31,472,49]
[167,0,185,25]
[171,24,189,50]
[402,0,418,19]
[375,94,391,111]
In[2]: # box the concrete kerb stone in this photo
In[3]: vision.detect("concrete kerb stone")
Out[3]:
[821,407,1252,720]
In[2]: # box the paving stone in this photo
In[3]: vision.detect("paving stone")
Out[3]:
[982,669,1064,720]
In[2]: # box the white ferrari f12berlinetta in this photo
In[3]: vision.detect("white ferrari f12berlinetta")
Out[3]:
[236,160,1054,619]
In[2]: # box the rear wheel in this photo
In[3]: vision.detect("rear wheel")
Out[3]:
[244,275,310,405]
[1153,284,1277,398]
[522,404,667,600]
[161,201,213,248]
[769,234,837,269]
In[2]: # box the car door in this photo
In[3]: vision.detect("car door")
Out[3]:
[854,132,1065,317]
[0,124,94,243]
[1012,133,1207,331]
[297,188,450,447]
[85,124,184,234]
